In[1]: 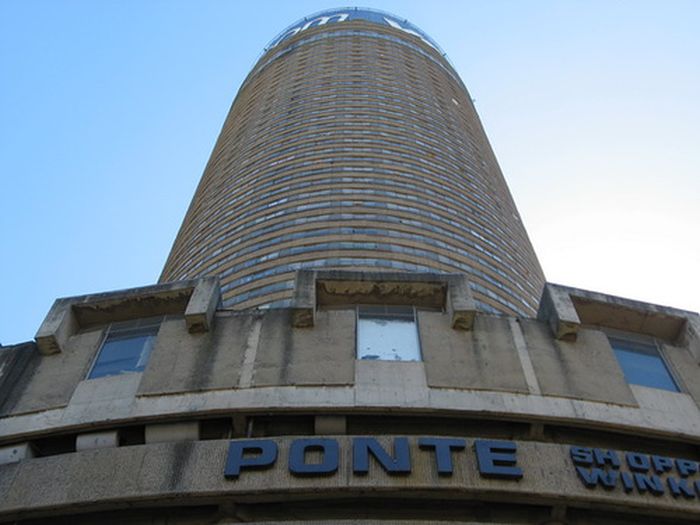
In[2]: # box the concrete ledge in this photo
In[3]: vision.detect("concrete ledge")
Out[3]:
[314,415,347,435]
[2,384,700,447]
[291,270,316,328]
[184,276,221,333]
[75,430,119,451]
[0,443,34,465]
[34,299,78,356]
[291,270,475,329]
[446,274,477,330]
[34,278,221,353]
[537,284,581,341]
[537,283,700,346]
[145,421,200,444]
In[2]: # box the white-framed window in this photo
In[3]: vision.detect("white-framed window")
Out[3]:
[87,317,162,380]
[608,334,680,392]
[356,305,421,361]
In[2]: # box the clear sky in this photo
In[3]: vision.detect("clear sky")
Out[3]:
[1,0,698,345]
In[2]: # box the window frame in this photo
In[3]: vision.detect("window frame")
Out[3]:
[355,304,423,362]
[86,316,163,380]
[606,329,682,393]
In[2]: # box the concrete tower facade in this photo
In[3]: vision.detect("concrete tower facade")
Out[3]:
[160,8,545,316]
[3,8,700,525]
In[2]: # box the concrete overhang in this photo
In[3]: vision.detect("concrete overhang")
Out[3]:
[537,283,700,349]
[291,270,476,330]
[34,277,221,355]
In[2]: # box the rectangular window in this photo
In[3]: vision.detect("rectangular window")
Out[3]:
[88,317,161,379]
[356,305,421,361]
[609,336,679,392]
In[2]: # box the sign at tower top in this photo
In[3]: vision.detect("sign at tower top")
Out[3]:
[265,7,442,53]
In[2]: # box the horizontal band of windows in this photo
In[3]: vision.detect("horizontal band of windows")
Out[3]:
[248,28,463,97]
[168,206,540,302]
[186,218,530,284]
[233,127,475,180]
[225,122,479,183]
[223,110,477,176]
[223,272,525,317]
[192,138,494,222]
[193,228,521,294]
[233,95,469,157]
[216,154,498,221]
[250,88,460,133]
[194,153,519,239]
[212,246,533,313]
[183,193,524,273]
[179,187,519,264]
[220,257,438,291]
[243,65,459,124]
[235,85,470,151]
[173,172,534,279]
[216,257,527,316]
[179,160,508,253]
[199,172,499,250]
[182,206,520,272]
[194,231,532,304]
[241,76,462,125]
[187,125,495,230]
[231,136,484,195]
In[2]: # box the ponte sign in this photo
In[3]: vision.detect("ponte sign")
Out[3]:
[224,436,700,502]
[226,437,521,479]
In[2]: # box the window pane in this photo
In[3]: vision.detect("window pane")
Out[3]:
[88,321,160,379]
[357,306,420,361]
[609,337,679,392]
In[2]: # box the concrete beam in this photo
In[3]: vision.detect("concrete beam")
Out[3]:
[314,415,347,435]
[291,270,477,329]
[537,283,581,341]
[75,430,119,451]
[145,422,199,444]
[34,299,77,355]
[446,274,477,330]
[0,443,34,465]
[185,277,221,333]
[291,270,316,327]
[34,278,219,353]
[538,282,700,347]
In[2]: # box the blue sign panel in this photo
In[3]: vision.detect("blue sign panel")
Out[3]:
[266,7,444,54]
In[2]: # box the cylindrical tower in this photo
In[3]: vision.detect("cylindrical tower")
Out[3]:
[161,8,545,316]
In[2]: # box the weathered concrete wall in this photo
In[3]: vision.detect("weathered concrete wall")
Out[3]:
[520,319,637,406]
[2,327,104,416]
[420,312,529,393]
[4,306,700,445]
[662,341,700,405]
[138,315,249,395]
[0,343,40,417]
[1,437,699,522]
[253,309,355,387]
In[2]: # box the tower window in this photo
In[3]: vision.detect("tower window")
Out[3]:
[88,318,162,379]
[608,336,679,392]
[356,305,421,361]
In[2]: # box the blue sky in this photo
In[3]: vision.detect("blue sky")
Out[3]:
[2,0,699,344]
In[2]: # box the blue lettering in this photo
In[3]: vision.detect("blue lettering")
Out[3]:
[475,440,522,480]
[418,437,466,475]
[575,467,618,490]
[353,437,411,474]
[668,477,696,499]
[634,473,664,496]
[225,439,278,478]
